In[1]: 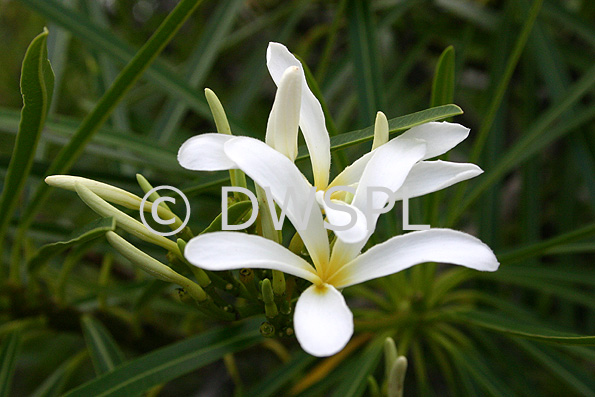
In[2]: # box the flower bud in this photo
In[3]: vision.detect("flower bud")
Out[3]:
[106,231,206,302]
[388,356,408,397]
[372,111,389,150]
[261,278,278,318]
[75,183,179,254]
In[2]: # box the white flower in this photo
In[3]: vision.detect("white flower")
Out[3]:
[178,42,482,243]
[183,134,499,357]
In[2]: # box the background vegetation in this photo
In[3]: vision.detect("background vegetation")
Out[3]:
[0,0,594,395]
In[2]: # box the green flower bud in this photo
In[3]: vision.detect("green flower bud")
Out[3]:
[74,183,179,254]
[106,231,206,302]
[261,278,278,318]
[388,356,408,397]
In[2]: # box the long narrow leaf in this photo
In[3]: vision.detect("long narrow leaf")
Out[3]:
[0,331,21,397]
[455,311,595,346]
[64,319,262,396]
[28,217,115,272]
[430,46,455,108]
[81,315,125,375]
[0,29,54,252]
[347,0,384,125]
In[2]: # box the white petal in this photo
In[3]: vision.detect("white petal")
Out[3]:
[329,229,499,288]
[267,42,330,188]
[397,122,470,160]
[393,161,483,200]
[224,137,330,269]
[322,199,369,244]
[265,66,302,161]
[351,138,426,228]
[294,284,353,357]
[178,133,236,171]
[185,232,321,284]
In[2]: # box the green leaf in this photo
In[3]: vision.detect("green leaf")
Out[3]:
[200,200,253,235]
[455,310,595,346]
[30,351,87,397]
[0,29,54,249]
[298,104,463,159]
[0,108,181,172]
[28,217,116,272]
[63,319,262,396]
[151,0,244,143]
[430,46,455,107]
[513,340,595,396]
[332,338,384,397]
[347,0,384,126]
[247,352,315,397]
[81,315,125,376]
[18,0,204,237]
[0,331,21,397]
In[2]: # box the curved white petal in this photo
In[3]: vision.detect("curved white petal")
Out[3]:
[265,66,302,161]
[185,232,321,284]
[322,199,369,244]
[394,161,483,200]
[351,138,426,228]
[224,137,329,269]
[267,42,330,188]
[294,284,353,357]
[397,122,470,160]
[178,133,236,171]
[329,229,499,288]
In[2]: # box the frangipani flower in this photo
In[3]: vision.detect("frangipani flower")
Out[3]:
[183,133,499,357]
[178,42,482,243]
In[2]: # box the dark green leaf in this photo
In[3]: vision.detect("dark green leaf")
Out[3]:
[81,315,125,375]
[455,310,595,346]
[347,0,384,125]
[64,319,262,396]
[430,46,455,107]
[0,29,54,245]
[298,104,463,159]
[28,217,116,272]
[332,338,384,397]
[248,352,315,397]
[0,331,21,397]
[200,200,253,234]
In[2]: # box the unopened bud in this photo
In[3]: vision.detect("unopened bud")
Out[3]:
[372,111,389,150]
[105,231,206,302]
[261,278,278,318]
[75,183,179,254]
[260,322,275,338]
[388,356,408,397]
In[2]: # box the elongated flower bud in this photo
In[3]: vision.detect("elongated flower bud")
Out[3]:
[46,175,181,228]
[261,278,278,318]
[388,356,408,397]
[74,183,179,254]
[372,111,389,150]
[106,231,206,302]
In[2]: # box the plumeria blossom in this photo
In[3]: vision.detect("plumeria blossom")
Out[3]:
[178,42,482,243]
[183,138,499,356]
